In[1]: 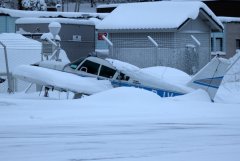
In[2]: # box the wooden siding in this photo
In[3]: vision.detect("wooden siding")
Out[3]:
[224,23,240,58]
[0,16,7,33]
[0,16,16,33]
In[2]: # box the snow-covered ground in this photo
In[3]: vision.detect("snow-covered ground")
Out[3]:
[1,50,240,161]
[0,81,240,161]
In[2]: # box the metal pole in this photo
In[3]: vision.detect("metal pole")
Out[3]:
[0,41,12,93]
[67,0,69,12]
[62,0,64,12]
[147,36,159,66]
[102,35,113,56]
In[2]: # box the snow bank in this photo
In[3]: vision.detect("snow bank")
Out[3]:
[215,82,240,104]
[0,85,240,161]
[82,87,162,105]
[169,89,211,102]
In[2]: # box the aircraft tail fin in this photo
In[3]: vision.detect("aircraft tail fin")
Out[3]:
[187,56,231,100]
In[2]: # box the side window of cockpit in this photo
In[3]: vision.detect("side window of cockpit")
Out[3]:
[78,60,100,75]
[69,58,85,70]
[99,65,116,78]
[117,72,130,81]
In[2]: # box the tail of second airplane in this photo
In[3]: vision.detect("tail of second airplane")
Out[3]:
[187,56,232,101]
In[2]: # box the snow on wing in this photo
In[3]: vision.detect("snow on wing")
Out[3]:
[13,65,113,95]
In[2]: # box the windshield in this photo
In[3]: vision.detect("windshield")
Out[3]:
[69,57,86,70]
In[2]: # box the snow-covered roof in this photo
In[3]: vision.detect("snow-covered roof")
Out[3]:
[218,16,240,23]
[96,3,120,9]
[96,1,223,31]
[0,7,108,19]
[15,17,100,25]
[0,33,41,49]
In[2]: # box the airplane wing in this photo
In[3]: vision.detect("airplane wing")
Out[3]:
[13,65,113,95]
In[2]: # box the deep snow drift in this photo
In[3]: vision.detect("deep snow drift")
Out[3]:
[0,86,240,161]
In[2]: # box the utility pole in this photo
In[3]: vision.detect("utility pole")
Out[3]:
[91,0,95,7]
[75,0,80,12]
[62,0,64,12]
[0,41,13,93]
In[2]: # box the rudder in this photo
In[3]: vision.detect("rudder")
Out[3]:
[187,56,230,100]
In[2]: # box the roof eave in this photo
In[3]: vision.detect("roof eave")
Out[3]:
[199,8,223,32]
[96,28,178,33]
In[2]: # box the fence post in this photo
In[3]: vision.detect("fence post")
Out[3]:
[147,36,159,66]
[0,41,13,93]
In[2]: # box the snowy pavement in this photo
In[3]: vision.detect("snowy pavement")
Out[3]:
[0,87,240,161]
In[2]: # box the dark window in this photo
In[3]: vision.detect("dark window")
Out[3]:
[211,37,214,52]
[69,57,85,69]
[99,65,116,78]
[79,60,100,75]
[216,38,223,51]
[236,39,240,49]
[117,72,130,81]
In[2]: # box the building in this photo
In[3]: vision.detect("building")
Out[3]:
[97,1,223,74]
[16,18,97,61]
[211,17,240,59]
[0,8,107,61]
[0,12,17,33]
[0,33,41,93]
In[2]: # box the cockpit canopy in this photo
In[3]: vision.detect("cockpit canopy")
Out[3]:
[65,57,130,81]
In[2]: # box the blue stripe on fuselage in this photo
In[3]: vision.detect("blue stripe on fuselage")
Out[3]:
[74,73,184,97]
[111,80,184,97]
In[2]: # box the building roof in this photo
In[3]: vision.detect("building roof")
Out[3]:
[0,33,41,72]
[218,16,240,23]
[0,7,107,20]
[0,33,41,49]
[15,17,101,26]
[96,1,223,31]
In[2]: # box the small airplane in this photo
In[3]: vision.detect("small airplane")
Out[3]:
[13,54,239,100]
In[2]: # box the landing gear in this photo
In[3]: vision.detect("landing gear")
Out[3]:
[44,87,50,97]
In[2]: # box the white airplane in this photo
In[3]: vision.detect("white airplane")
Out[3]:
[13,55,239,100]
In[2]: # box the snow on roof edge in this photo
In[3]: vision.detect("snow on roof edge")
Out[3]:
[218,16,240,23]
[15,17,100,26]
[97,3,120,9]
[0,33,41,49]
[96,1,223,31]
[0,7,108,19]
